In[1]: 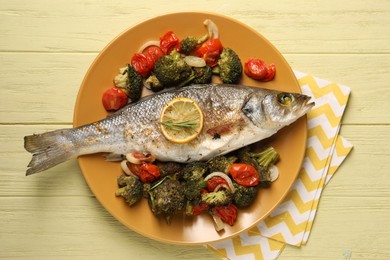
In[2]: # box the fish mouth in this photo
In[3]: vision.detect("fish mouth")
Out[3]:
[300,94,315,115]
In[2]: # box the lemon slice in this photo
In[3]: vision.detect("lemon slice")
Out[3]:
[160,97,204,144]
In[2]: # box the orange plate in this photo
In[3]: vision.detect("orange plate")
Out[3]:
[73,12,307,245]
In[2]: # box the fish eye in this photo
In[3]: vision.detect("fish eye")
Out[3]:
[277,93,294,106]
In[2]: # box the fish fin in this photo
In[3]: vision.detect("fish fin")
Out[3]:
[24,129,75,176]
[104,153,125,161]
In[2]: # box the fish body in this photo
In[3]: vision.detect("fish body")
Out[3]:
[24,83,314,175]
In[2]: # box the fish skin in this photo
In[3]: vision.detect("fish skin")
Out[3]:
[24,83,314,175]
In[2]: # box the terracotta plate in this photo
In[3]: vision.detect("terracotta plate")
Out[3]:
[73,12,307,245]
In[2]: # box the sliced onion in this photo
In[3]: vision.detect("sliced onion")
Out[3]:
[210,213,225,232]
[204,172,235,193]
[214,183,230,192]
[137,40,160,53]
[120,160,138,179]
[125,152,156,164]
[203,19,219,39]
[126,153,141,164]
[269,165,279,182]
[184,56,206,67]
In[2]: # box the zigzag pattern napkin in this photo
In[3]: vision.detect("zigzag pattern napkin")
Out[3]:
[207,71,353,259]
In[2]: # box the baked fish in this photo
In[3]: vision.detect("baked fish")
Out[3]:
[24,83,314,175]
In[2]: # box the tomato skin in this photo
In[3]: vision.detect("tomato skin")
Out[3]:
[192,204,209,216]
[194,38,223,67]
[229,163,259,187]
[212,204,238,226]
[131,53,153,78]
[142,46,164,67]
[206,177,228,192]
[138,163,160,183]
[160,31,181,54]
[102,87,128,111]
[244,58,276,81]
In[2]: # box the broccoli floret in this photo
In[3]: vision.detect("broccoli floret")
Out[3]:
[148,177,185,224]
[238,146,279,188]
[213,48,243,84]
[180,34,208,55]
[115,175,143,206]
[201,190,232,206]
[114,64,143,102]
[144,74,164,92]
[191,66,212,84]
[207,155,237,174]
[183,179,207,201]
[155,161,183,178]
[251,147,279,169]
[153,50,195,87]
[181,161,208,182]
[232,182,259,208]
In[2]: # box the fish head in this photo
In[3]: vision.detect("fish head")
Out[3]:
[243,90,314,129]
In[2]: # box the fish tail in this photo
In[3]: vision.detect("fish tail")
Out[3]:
[24,129,75,176]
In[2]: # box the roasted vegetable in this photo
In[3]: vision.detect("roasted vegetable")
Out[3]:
[180,34,208,55]
[148,177,185,223]
[207,155,237,173]
[201,190,232,206]
[212,48,243,84]
[113,64,143,102]
[153,50,195,87]
[191,65,213,84]
[232,182,259,208]
[144,74,164,92]
[115,174,143,206]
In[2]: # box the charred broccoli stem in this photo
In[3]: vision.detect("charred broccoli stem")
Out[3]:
[114,64,143,102]
[213,48,243,84]
[180,34,208,55]
[144,74,164,92]
[232,182,259,208]
[153,50,195,87]
[207,155,237,174]
[115,175,143,206]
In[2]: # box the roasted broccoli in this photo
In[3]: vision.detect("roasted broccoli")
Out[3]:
[213,48,243,84]
[114,64,143,102]
[181,161,208,201]
[148,177,185,223]
[180,34,208,55]
[115,174,143,206]
[191,66,213,84]
[232,182,259,208]
[144,74,164,92]
[238,146,279,188]
[201,190,232,206]
[207,155,237,173]
[153,50,195,87]
[155,161,183,178]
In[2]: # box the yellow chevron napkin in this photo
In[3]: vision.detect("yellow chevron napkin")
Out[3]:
[207,71,353,259]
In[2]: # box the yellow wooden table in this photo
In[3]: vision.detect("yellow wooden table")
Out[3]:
[1,1,389,259]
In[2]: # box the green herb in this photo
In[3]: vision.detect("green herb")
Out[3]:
[161,119,199,132]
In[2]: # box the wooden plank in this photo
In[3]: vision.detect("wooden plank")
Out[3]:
[0,0,389,53]
[0,196,218,260]
[1,53,390,124]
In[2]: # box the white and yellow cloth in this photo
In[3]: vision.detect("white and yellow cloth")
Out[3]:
[206,71,353,259]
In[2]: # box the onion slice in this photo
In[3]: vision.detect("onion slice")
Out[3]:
[184,56,206,67]
[204,172,235,193]
[137,40,160,53]
[203,19,219,39]
[269,165,279,182]
[120,160,138,179]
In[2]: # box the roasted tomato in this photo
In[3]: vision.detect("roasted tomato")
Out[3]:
[244,58,276,81]
[160,31,181,54]
[229,163,259,187]
[194,38,223,67]
[212,204,238,226]
[102,87,128,111]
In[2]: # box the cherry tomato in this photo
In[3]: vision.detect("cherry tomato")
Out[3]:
[160,31,181,54]
[229,163,259,187]
[101,87,128,111]
[194,38,223,67]
[212,204,238,226]
[244,58,276,81]
[138,162,160,183]
[206,177,228,192]
[142,46,164,67]
[131,53,153,78]
[192,204,209,216]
